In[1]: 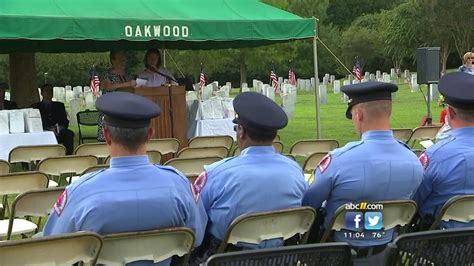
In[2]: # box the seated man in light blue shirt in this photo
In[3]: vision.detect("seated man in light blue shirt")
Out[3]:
[414,72,474,229]
[303,82,423,251]
[43,92,207,265]
[191,92,308,263]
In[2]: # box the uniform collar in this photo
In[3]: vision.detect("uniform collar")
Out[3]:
[110,155,149,168]
[453,126,474,137]
[362,130,394,140]
[240,145,276,155]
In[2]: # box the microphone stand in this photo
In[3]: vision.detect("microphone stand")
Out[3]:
[146,65,178,84]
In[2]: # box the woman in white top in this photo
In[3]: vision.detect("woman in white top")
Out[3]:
[138,49,178,87]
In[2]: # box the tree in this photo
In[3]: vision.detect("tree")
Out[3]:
[340,13,388,73]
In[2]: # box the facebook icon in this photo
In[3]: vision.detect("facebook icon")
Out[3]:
[346,212,363,231]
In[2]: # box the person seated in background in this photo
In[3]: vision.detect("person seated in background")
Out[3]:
[31,84,74,155]
[0,82,18,110]
[191,92,307,263]
[43,92,207,266]
[303,82,423,256]
[458,52,474,75]
[138,48,178,87]
[414,72,474,229]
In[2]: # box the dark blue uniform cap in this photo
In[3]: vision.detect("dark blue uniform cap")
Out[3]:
[233,92,288,132]
[439,72,474,110]
[96,91,161,128]
[341,81,398,119]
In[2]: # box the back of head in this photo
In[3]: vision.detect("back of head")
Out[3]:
[439,72,474,126]
[96,92,161,153]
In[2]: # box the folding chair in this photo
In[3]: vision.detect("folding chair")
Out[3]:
[429,195,474,230]
[320,200,417,243]
[37,155,98,185]
[188,135,234,150]
[391,128,413,143]
[76,109,99,144]
[233,141,284,156]
[98,227,195,266]
[386,227,474,266]
[0,159,10,175]
[408,126,441,147]
[8,144,66,170]
[302,152,327,184]
[289,139,339,158]
[164,157,222,182]
[0,231,102,265]
[74,142,110,161]
[217,207,316,253]
[82,164,109,175]
[148,138,180,155]
[274,134,281,141]
[207,242,352,266]
[177,146,228,159]
[105,151,162,165]
[0,172,49,219]
[0,187,65,240]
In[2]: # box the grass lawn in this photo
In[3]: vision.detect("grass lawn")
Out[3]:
[68,81,442,154]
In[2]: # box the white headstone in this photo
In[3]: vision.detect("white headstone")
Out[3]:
[342,93,349,103]
[410,75,419,92]
[73,86,82,99]
[330,75,335,84]
[252,79,259,90]
[84,91,94,109]
[4,91,10,101]
[310,78,316,88]
[319,85,327,104]
[383,73,391,83]
[376,71,381,79]
[343,80,350,86]
[211,81,219,91]
[283,79,289,84]
[369,74,376,81]
[390,68,396,77]
[226,82,231,89]
[352,79,360,84]
[69,98,81,126]
[365,72,370,78]
[430,84,439,101]
[322,76,328,85]
[404,70,410,79]
[305,79,311,91]
[333,80,341,94]
[201,85,214,101]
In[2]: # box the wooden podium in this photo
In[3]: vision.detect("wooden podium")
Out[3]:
[118,85,187,148]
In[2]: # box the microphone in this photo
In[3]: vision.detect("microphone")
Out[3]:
[146,64,178,83]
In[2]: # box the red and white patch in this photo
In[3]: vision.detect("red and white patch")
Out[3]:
[53,190,68,217]
[419,153,430,170]
[318,153,332,174]
[191,171,208,202]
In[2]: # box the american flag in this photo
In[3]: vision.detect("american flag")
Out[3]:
[352,57,362,81]
[288,63,297,86]
[270,64,279,91]
[90,68,100,96]
[199,64,206,89]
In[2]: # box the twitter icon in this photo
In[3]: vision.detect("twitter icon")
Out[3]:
[364,212,383,230]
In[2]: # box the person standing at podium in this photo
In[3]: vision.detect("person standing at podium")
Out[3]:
[97,50,137,142]
[138,48,178,87]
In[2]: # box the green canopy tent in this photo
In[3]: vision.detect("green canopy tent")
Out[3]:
[0,0,322,136]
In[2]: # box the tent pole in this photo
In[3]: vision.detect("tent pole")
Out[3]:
[312,18,321,139]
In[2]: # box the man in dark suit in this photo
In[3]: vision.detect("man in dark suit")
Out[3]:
[32,84,75,155]
[0,82,18,110]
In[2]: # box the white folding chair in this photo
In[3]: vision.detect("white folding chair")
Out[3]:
[289,139,339,158]
[0,172,49,219]
[105,151,162,165]
[74,143,110,161]
[429,195,474,230]
[0,159,10,175]
[408,126,442,147]
[0,232,102,265]
[37,155,98,185]
[233,141,284,156]
[188,135,233,150]
[99,228,195,266]
[148,138,180,155]
[0,187,65,240]
[391,128,413,143]
[164,157,222,182]
[177,147,228,159]
[8,144,66,170]
[217,207,316,253]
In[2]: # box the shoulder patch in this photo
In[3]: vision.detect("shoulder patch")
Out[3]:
[53,189,68,217]
[419,153,430,170]
[191,171,208,202]
[318,153,332,174]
